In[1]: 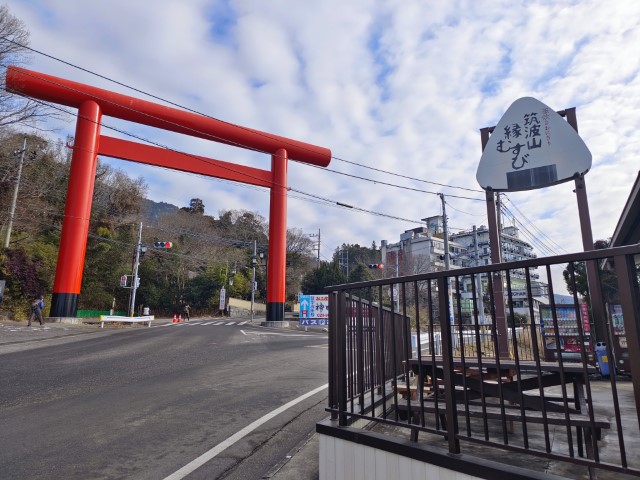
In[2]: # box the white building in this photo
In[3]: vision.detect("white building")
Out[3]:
[380,216,468,277]
[382,218,548,323]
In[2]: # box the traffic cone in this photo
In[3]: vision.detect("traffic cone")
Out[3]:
[173,314,177,323]
[178,314,182,323]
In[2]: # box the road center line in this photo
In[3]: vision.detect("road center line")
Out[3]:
[163,383,328,480]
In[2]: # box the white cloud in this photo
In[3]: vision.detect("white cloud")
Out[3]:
[6,0,640,293]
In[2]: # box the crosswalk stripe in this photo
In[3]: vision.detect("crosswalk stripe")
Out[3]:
[189,322,203,325]
[213,321,225,326]
[237,321,249,325]
[225,321,236,325]
[201,321,215,325]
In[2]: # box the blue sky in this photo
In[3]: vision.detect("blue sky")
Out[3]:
[6,0,640,274]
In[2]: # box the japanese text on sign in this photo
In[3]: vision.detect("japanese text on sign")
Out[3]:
[495,109,550,171]
[299,294,329,318]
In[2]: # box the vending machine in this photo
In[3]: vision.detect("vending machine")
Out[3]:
[539,303,593,363]
[608,304,630,373]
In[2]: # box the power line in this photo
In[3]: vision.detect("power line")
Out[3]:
[304,162,484,201]
[330,154,484,193]
[444,198,487,216]
[3,37,485,194]
[502,194,569,254]
[500,204,560,257]
[20,92,427,226]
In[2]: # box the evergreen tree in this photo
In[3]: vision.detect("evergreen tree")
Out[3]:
[301,261,346,295]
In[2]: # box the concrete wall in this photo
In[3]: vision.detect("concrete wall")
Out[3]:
[228,297,266,314]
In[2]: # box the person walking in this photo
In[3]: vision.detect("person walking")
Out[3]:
[28,295,45,326]
[182,303,191,322]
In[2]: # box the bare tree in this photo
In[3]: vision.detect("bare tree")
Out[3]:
[0,5,63,129]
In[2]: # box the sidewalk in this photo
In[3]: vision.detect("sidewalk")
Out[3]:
[0,319,106,346]
[269,432,320,480]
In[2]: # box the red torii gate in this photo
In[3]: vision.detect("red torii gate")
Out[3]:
[6,66,331,322]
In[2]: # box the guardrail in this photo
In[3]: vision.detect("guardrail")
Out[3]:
[326,244,640,478]
[99,315,154,328]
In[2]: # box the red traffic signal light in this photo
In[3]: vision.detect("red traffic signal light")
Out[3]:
[153,241,173,248]
[368,263,384,269]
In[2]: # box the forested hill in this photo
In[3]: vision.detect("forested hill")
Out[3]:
[0,129,322,319]
[142,199,179,221]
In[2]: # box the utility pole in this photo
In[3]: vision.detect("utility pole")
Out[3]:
[129,222,143,316]
[308,229,321,267]
[3,137,27,249]
[439,194,454,324]
[339,247,349,278]
[393,249,399,312]
[251,240,257,322]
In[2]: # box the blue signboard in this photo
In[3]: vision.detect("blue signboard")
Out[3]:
[299,294,329,326]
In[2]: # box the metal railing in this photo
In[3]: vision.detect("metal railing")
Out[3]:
[326,244,640,478]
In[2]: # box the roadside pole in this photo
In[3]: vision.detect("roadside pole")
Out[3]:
[3,137,27,248]
[251,240,256,322]
[129,222,142,316]
[440,194,454,324]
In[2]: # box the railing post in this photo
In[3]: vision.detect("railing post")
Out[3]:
[328,291,337,420]
[356,295,365,410]
[438,275,460,453]
[613,254,640,428]
[336,290,348,426]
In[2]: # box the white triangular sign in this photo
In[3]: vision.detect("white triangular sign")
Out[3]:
[476,97,592,191]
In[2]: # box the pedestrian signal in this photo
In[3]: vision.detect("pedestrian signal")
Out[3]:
[368,263,384,269]
[153,241,173,248]
[120,275,127,287]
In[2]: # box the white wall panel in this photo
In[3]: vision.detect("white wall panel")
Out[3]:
[319,434,489,480]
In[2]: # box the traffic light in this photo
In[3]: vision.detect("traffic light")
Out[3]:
[368,263,384,269]
[153,241,173,248]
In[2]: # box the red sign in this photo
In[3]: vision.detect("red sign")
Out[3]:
[580,302,590,333]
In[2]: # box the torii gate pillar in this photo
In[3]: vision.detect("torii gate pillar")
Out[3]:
[50,100,102,317]
[267,148,288,322]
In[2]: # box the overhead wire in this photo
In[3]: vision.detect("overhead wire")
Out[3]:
[2,37,485,194]
[500,204,559,257]
[19,89,428,226]
[502,194,569,254]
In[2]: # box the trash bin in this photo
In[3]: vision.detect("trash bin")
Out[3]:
[595,342,610,376]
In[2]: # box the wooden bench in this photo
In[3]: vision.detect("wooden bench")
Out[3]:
[396,375,444,400]
[396,400,610,459]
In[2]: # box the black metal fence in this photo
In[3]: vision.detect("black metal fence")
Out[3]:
[327,244,640,478]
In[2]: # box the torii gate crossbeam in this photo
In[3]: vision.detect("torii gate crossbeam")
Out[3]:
[6,66,331,322]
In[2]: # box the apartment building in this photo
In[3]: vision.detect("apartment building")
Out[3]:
[382,217,548,323]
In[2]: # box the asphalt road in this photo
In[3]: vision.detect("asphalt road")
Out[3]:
[0,319,329,479]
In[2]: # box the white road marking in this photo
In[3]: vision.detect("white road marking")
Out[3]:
[213,321,225,326]
[201,321,215,325]
[163,383,328,480]
[189,322,203,325]
[225,321,236,325]
[239,329,317,337]
[237,321,249,325]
